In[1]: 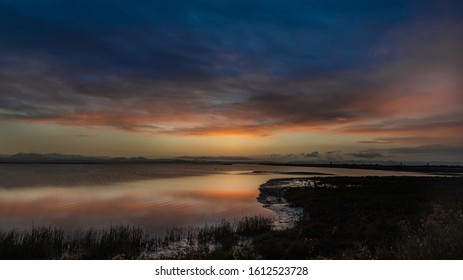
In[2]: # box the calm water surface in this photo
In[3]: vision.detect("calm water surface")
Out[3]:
[0,163,427,233]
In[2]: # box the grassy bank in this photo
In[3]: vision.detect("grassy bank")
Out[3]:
[1,176,463,259]
[254,176,463,259]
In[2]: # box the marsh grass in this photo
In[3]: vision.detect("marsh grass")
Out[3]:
[0,216,275,260]
[79,225,145,259]
[0,227,65,259]
[197,220,236,249]
[237,216,273,236]
[396,203,463,259]
[256,176,463,259]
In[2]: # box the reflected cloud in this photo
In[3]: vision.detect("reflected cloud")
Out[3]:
[0,172,274,233]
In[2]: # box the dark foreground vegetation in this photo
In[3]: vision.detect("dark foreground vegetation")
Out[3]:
[0,216,272,260]
[1,176,463,259]
[260,176,463,259]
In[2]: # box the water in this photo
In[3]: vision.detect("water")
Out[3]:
[0,163,427,234]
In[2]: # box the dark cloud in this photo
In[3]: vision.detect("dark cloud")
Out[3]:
[358,140,395,144]
[0,0,461,164]
[0,0,411,79]
[176,156,250,161]
[386,144,463,155]
[3,0,457,80]
[300,152,320,158]
[325,151,343,161]
[347,145,463,163]
[348,152,385,159]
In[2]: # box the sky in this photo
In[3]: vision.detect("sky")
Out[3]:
[0,0,462,163]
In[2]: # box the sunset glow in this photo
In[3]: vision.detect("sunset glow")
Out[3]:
[0,1,462,163]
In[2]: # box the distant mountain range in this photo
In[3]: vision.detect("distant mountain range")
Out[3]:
[0,153,461,171]
[0,153,252,163]
[0,153,149,163]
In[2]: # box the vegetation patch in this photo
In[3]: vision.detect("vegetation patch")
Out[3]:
[255,176,463,259]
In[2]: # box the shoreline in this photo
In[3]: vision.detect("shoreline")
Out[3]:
[257,178,338,230]
[257,178,306,230]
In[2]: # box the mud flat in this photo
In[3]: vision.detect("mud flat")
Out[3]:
[257,178,308,230]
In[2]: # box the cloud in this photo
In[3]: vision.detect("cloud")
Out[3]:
[357,140,394,144]
[348,152,384,159]
[347,145,463,163]
[176,156,250,161]
[0,1,461,153]
[385,144,463,155]
[357,136,441,145]
[300,152,320,158]
[325,151,343,161]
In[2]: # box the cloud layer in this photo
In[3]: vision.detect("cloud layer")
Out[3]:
[0,1,462,159]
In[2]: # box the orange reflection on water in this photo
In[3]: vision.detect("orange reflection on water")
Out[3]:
[0,164,429,233]
[183,188,257,200]
[0,173,275,233]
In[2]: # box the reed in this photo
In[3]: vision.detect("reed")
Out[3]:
[0,215,274,259]
[236,215,273,236]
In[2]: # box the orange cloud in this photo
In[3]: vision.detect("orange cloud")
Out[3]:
[1,22,461,149]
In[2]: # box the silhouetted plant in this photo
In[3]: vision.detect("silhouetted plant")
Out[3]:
[237,216,273,236]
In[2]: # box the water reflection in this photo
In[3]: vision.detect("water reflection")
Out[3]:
[0,164,428,234]
[0,173,282,233]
